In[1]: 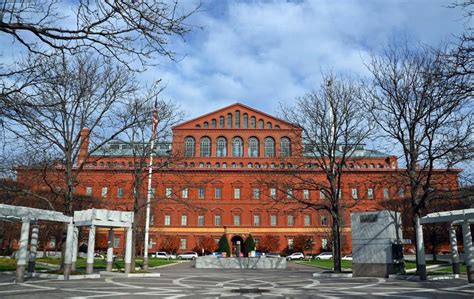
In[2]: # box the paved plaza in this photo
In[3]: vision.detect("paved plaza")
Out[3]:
[0,262,473,298]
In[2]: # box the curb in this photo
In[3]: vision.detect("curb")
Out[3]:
[28,273,100,280]
[313,272,353,278]
[388,274,460,281]
[100,271,161,278]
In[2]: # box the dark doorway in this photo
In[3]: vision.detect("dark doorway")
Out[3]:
[231,235,244,257]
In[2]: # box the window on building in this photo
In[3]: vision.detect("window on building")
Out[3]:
[322,238,328,249]
[234,188,241,199]
[253,188,260,199]
[321,215,328,226]
[215,215,221,226]
[232,137,243,157]
[235,110,240,128]
[113,236,120,248]
[250,116,256,128]
[399,187,405,198]
[203,121,209,128]
[165,187,172,198]
[227,113,233,128]
[181,215,188,226]
[216,137,227,157]
[303,189,310,200]
[270,188,277,199]
[280,137,291,157]
[383,188,390,199]
[101,187,108,198]
[219,116,225,128]
[266,122,272,129]
[164,215,171,226]
[200,137,211,157]
[288,238,294,250]
[351,188,358,199]
[150,215,155,225]
[258,119,264,128]
[182,188,188,199]
[215,187,222,199]
[264,137,275,157]
[243,113,248,128]
[198,215,204,226]
[304,215,311,226]
[117,187,123,199]
[286,187,293,198]
[320,190,326,199]
[368,188,374,199]
[270,215,277,226]
[184,137,195,157]
[234,215,241,226]
[248,137,259,157]
[198,187,205,199]
[287,215,294,226]
[180,238,187,250]
[253,215,260,226]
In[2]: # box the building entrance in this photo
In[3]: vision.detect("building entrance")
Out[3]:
[231,235,244,257]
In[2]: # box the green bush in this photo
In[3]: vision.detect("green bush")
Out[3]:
[243,234,255,257]
[217,234,230,257]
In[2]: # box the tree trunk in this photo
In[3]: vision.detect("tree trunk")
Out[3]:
[332,219,342,273]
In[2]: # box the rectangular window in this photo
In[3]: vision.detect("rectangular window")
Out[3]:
[321,215,328,226]
[286,187,293,198]
[180,238,187,250]
[150,215,155,225]
[270,215,277,226]
[150,187,155,199]
[181,215,187,226]
[253,215,260,226]
[117,187,123,199]
[198,187,205,199]
[165,187,172,198]
[215,187,222,199]
[322,238,328,249]
[399,187,405,198]
[253,188,260,199]
[288,238,294,250]
[86,186,92,196]
[234,215,241,226]
[215,215,222,226]
[182,188,188,199]
[368,188,374,199]
[270,188,276,199]
[198,215,204,226]
[351,188,358,199]
[234,188,241,199]
[101,187,108,198]
[383,188,390,199]
[303,189,310,200]
[304,215,311,226]
[320,190,326,199]
[287,215,294,226]
[113,236,120,248]
[148,238,155,248]
[337,188,342,199]
[164,215,171,226]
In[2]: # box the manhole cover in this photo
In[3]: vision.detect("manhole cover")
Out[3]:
[231,288,269,294]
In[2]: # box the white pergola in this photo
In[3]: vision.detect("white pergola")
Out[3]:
[0,204,74,283]
[419,208,474,283]
[74,209,134,274]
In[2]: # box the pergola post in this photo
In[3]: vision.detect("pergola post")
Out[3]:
[63,222,74,280]
[449,225,460,275]
[28,222,39,274]
[71,226,78,272]
[124,227,133,273]
[16,219,30,283]
[415,216,427,281]
[462,220,474,283]
[106,228,114,272]
[86,225,96,275]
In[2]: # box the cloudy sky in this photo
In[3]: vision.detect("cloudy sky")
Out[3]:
[145,0,468,119]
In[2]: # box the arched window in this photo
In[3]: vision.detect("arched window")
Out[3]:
[219,116,225,128]
[227,113,233,128]
[215,162,220,168]
[211,119,217,128]
[235,110,240,128]
[266,122,272,128]
[248,137,259,157]
[243,113,248,128]
[258,119,264,128]
[264,137,275,157]
[247,163,253,168]
[184,137,195,157]
[232,137,243,157]
[250,116,256,128]
[280,137,291,157]
[216,137,227,157]
[203,122,209,128]
[200,137,211,157]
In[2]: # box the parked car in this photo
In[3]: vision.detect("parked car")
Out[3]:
[342,254,352,261]
[154,251,176,260]
[177,251,198,260]
[207,252,223,257]
[314,252,333,260]
[94,252,105,259]
[266,252,281,258]
[286,252,305,261]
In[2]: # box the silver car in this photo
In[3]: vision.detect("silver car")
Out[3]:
[177,251,198,260]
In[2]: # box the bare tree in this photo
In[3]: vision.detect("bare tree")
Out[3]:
[278,73,372,272]
[0,0,198,67]
[364,43,473,279]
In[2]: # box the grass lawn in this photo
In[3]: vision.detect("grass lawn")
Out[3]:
[38,257,175,270]
[0,258,49,272]
[300,259,448,272]
[431,263,467,274]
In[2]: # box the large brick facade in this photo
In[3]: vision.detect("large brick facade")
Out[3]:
[15,103,459,256]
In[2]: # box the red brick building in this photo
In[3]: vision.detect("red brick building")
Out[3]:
[15,103,460,255]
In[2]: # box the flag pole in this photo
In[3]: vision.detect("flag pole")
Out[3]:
[143,101,158,271]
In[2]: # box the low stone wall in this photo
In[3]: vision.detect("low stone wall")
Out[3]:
[195,256,287,269]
